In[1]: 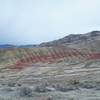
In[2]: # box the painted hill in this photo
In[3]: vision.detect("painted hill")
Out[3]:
[0,31,100,70]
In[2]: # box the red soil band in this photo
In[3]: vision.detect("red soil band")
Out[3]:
[9,51,100,69]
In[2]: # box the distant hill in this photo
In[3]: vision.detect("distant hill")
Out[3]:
[40,31,100,50]
[0,44,16,48]
[17,45,38,48]
[0,44,38,48]
[1,31,100,50]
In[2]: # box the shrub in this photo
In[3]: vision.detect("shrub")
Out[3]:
[19,86,32,97]
[17,83,22,87]
[95,84,100,90]
[8,81,16,87]
[55,84,77,92]
[34,85,50,92]
[3,87,14,92]
[79,81,96,89]
[47,96,53,100]
[68,97,74,100]
[68,80,80,85]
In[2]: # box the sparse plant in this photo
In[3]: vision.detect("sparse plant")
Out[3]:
[55,84,77,92]
[68,79,80,85]
[17,83,22,87]
[34,85,50,92]
[84,61,93,68]
[68,97,74,100]
[1,75,5,78]
[79,81,96,89]
[47,96,53,100]
[3,87,14,92]
[19,86,32,97]
[8,81,16,87]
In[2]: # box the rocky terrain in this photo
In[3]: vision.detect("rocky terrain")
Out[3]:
[0,31,100,100]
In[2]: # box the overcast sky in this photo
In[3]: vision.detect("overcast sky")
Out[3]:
[0,0,100,45]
